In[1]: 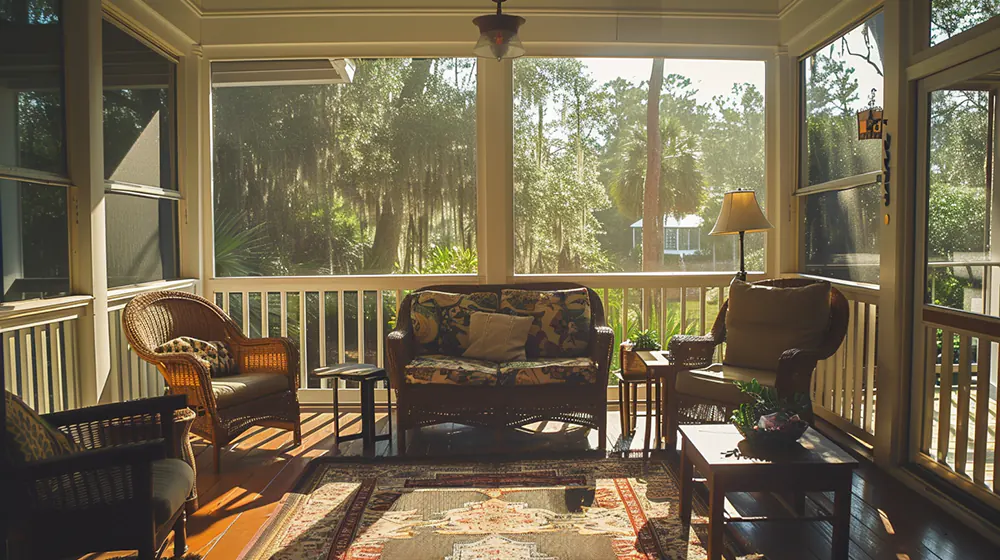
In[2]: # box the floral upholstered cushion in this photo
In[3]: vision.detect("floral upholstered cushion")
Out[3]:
[498,357,598,386]
[404,354,499,386]
[3,391,77,465]
[155,336,236,377]
[499,288,592,358]
[410,291,499,356]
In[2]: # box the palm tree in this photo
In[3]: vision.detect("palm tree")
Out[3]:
[643,59,664,272]
[610,116,705,271]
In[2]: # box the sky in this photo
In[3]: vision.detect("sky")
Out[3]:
[580,58,766,106]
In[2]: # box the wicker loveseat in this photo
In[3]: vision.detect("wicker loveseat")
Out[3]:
[387,283,614,453]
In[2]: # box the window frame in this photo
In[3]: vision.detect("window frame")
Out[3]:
[0,0,72,302]
[795,9,885,287]
[101,14,182,289]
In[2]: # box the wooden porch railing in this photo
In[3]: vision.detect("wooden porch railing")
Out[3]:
[1,296,90,413]
[0,274,883,453]
[204,273,757,403]
[811,283,880,445]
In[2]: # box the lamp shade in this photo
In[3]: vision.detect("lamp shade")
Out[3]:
[472,2,525,61]
[709,190,773,235]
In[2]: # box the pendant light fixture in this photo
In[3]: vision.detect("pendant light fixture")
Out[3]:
[473,0,526,61]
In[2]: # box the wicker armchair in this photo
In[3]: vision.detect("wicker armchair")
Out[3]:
[665,278,849,443]
[2,395,192,560]
[123,291,302,473]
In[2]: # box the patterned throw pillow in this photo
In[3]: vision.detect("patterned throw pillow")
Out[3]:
[3,391,77,465]
[410,291,499,356]
[155,336,237,377]
[500,288,592,358]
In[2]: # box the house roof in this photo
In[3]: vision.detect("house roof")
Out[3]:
[630,214,704,229]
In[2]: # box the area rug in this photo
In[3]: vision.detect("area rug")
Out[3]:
[239,458,764,560]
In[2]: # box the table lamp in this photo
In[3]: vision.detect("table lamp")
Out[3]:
[709,190,773,281]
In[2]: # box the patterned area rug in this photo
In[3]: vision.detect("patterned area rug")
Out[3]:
[239,458,765,560]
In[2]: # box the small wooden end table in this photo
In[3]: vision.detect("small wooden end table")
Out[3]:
[678,424,858,560]
[313,364,392,455]
[632,350,681,457]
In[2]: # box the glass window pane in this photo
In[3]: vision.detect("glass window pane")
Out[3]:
[1,180,68,301]
[105,193,178,288]
[802,185,881,284]
[802,12,884,187]
[211,58,477,276]
[102,20,176,189]
[513,57,766,274]
[0,0,66,176]
[931,0,1000,46]
[925,89,992,314]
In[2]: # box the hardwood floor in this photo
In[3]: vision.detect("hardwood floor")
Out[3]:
[85,406,998,560]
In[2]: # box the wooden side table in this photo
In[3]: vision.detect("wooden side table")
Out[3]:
[633,349,681,458]
[677,424,858,560]
[313,364,392,456]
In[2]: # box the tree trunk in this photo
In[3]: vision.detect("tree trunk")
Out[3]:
[367,59,433,273]
[643,59,665,272]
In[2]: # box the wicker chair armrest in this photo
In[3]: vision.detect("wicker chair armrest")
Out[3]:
[776,347,824,396]
[43,395,185,452]
[386,328,415,390]
[667,334,719,368]
[590,325,614,387]
[233,337,299,388]
[42,395,186,429]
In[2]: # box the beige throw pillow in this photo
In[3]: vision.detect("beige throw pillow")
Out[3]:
[724,280,831,371]
[463,312,534,362]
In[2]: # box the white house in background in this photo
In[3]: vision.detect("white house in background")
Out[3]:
[630,214,704,256]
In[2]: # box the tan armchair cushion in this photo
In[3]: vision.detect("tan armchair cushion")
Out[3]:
[724,280,830,371]
[675,364,778,405]
[211,373,289,409]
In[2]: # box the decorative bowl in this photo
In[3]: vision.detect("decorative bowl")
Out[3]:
[735,420,808,448]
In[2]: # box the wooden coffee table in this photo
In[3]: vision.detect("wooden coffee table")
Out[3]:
[678,424,858,560]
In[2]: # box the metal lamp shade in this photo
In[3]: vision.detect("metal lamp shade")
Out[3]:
[473,13,526,61]
[709,190,773,235]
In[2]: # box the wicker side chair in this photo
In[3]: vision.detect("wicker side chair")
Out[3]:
[665,278,849,444]
[3,395,191,560]
[123,291,302,473]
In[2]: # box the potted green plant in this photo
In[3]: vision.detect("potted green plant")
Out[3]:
[621,327,661,376]
[730,379,811,447]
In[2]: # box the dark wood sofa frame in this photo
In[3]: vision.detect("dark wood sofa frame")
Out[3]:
[387,283,614,453]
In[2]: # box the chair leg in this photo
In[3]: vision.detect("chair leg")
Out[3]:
[623,380,632,434]
[173,512,188,559]
[293,422,303,447]
[618,380,626,438]
[654,379,661,449]
[631,382,638,434]
[598,414,607,453]
[213,443,222,475]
